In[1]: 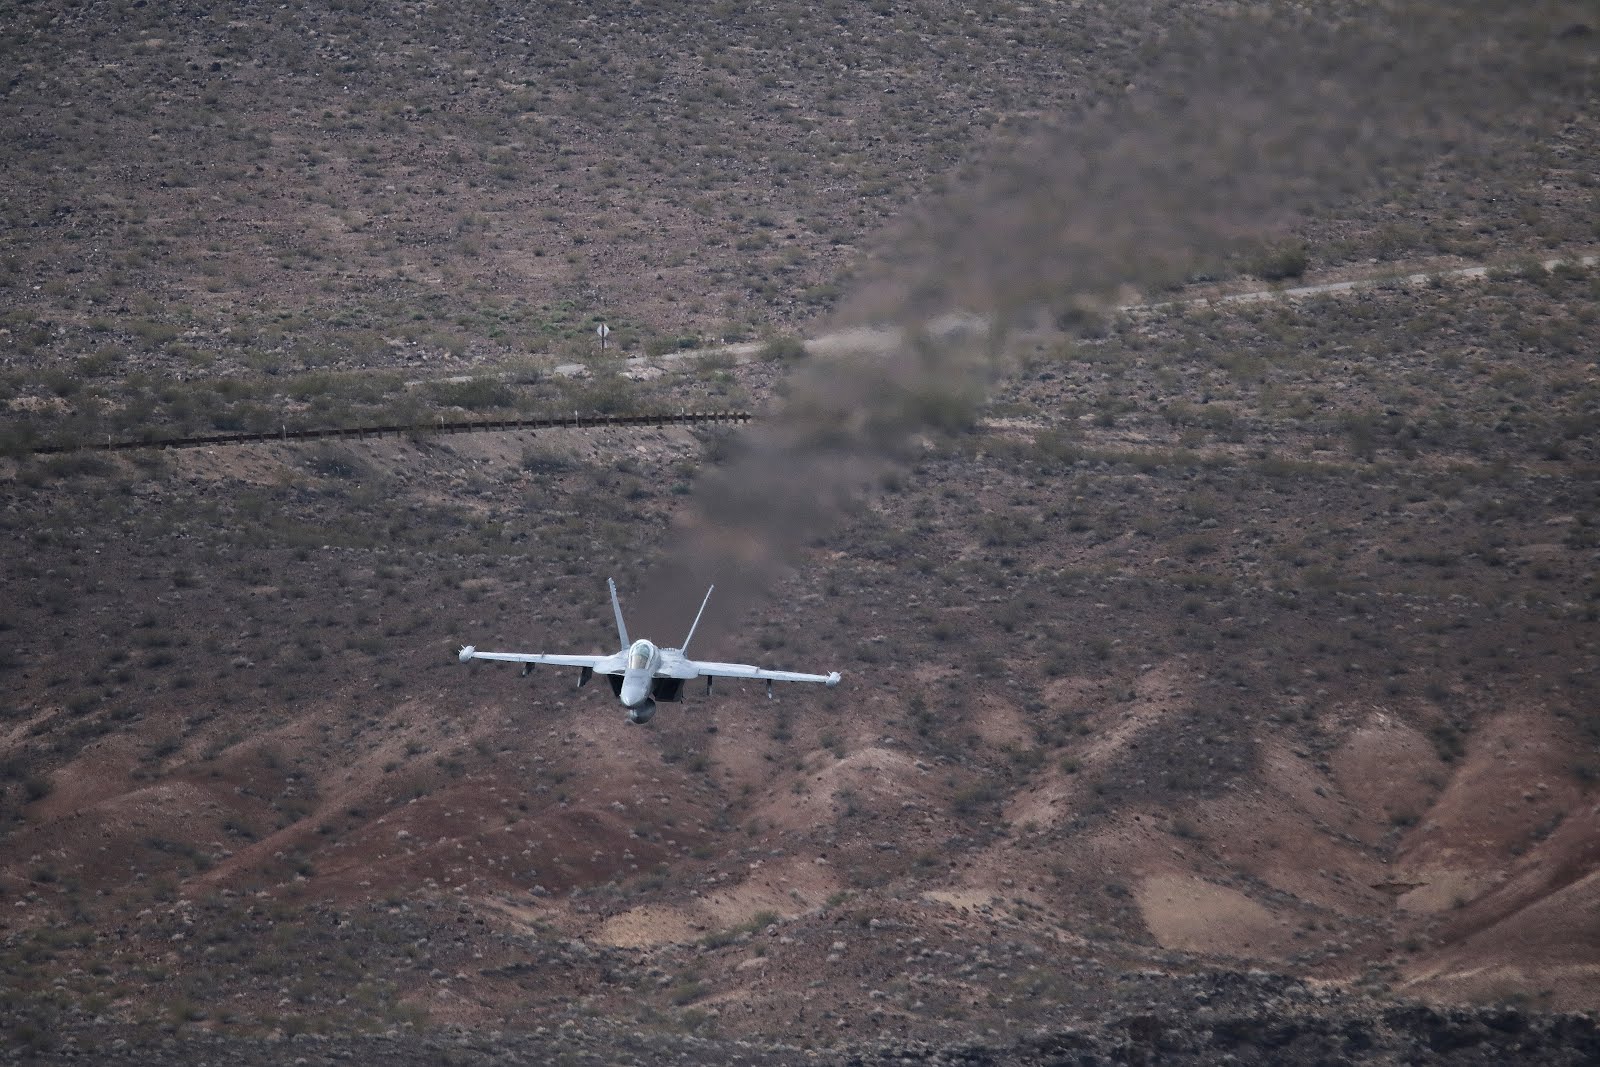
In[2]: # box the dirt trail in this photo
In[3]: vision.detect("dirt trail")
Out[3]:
[1126,253,1600,313]
[438,250,1600,393]
[708,249,1600,369]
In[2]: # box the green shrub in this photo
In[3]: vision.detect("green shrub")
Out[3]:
[428,377,514,411]
[1251,242,1309,281]
[759,336,808,362]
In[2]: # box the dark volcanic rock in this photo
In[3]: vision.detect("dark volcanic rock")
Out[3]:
[15,993,1599,1067]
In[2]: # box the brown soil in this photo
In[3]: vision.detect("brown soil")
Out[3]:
[2,1,1597,1063]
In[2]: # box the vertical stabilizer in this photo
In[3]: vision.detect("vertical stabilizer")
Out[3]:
[682,585,714,654]
[608,578,630,649]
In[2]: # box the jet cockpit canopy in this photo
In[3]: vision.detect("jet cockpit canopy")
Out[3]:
[628,639,657,671]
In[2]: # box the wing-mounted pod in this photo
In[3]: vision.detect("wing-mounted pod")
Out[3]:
[579,665,593,688]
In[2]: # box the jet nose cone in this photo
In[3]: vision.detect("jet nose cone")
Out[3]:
[620,673,650,709]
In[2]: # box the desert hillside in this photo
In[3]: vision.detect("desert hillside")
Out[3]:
[2,0,1598,1063]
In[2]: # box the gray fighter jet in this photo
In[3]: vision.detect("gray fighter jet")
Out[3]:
[458,579,841,724]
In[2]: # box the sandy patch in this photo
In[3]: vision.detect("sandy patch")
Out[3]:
[1328,708,1443,841]
[1396,868,1502,914]
[1136,873,1287,958]
[588,856,839,948]
[921,888,998,912]
[693,872,820,928]
[1408,962,1600,1015]
[596,903,701,948]
[1403,867,1600,1012]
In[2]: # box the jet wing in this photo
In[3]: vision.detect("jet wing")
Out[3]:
[683,659,841,687]
[458,647,625,672]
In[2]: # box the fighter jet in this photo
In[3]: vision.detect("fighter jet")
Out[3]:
[458,579,841,724]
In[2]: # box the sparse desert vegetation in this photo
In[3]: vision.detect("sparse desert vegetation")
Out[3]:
[2,0,1598,1064]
